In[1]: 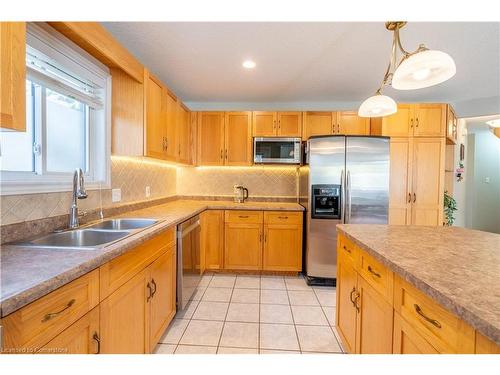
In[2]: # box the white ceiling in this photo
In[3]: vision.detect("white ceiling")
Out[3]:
[102,22,500,117]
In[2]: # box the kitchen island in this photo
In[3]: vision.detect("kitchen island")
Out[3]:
[336,224,500,354]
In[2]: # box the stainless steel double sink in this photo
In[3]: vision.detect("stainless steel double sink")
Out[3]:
[15,218,158,250]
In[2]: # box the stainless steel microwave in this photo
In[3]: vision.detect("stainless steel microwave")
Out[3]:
[253,137,302,164]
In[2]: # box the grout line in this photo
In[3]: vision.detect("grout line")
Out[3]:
[216,278,235,351]
[285,282,302,353]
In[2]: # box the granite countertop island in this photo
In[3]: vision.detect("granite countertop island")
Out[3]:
[337,224,500,345]
[0,199,303,317]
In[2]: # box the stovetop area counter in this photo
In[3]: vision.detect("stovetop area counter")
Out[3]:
[0,199,303,317]
[337,224,500,344]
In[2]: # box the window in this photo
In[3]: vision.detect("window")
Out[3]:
[0,23,111,194]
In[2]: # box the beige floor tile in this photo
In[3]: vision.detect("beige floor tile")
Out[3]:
[285,277,311,291]
[154,344,176,354]
[190,286,207,301]
[260,304,293,324]
[180,320,224,346]
[231,288,259,303]
[209,275,236,288]
[314,289,336,307]
[220,322,259,349]
[218,347,259,354]
[159,319,189,344]
[296,325,342,353]
[291,306,329,326]
[175,300,199,319]
[288,290,320,306]
[226,303,259,323]
[260,323,300,351]
[260,349,301,354]
[198,274,213,287]
[261,276,286,290]
[235,276,260,289]
[330,326,345,353]
[260,289,289,305]
[322,306,336,326]
[175,345,217,354]
[192,301,229,321]
[202,287,233,302]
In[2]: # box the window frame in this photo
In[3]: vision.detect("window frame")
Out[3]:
[0,23,111,195]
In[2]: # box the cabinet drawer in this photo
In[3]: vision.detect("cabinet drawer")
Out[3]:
[264,211,302,225]
[225,210,263,224]
[337,235,358,265]
[2,269,99,352]
[393,275,475,353]
[358,249,393,302]
[100,228,175,299]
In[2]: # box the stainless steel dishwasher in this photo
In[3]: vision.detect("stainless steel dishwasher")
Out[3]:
[176,215,201,310]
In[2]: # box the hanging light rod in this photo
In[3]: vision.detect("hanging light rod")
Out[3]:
[358,21,456,118]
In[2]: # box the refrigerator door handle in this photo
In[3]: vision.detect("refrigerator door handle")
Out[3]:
[346,170,351,223]
[340,169,345,223]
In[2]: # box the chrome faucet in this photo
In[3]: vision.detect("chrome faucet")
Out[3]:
[69,168,88,229]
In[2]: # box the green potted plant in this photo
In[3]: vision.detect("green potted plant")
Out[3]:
[444,190,457,226]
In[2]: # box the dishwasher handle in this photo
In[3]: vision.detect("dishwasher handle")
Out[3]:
[180,219,200,238]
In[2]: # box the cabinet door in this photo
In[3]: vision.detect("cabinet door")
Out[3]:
[201,210,224,270]
[225,111,252,165]
[252,111,276,136]
[393,312,439,354]
[355,276,393,354]
[164,90,178,161]
[197,112,225,165]
[411,137,445,225]
[100,269,148,354]
[0,22,26,131]
[338,111,370,135]
[263,224,302,271]
[381,104,413,137]
[177,103,192,164]
[303,112,335,140]
[335,254,358,353]
[40,307,100,354]
[144,72,165,159]
[389,138,412,225]
[277,111,302,137]
[414,104,446,137]
[148,246,176,352]
[224,223,262,270]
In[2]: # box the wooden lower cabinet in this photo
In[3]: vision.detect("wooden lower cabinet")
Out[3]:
[40,307,100,354]
[224,222,262,270]
[201,210,224,270]
[393,312,439,354]
[263,224,302,271]
[336,254,358,353]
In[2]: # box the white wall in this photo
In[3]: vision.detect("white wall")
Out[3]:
[452,119,468,227]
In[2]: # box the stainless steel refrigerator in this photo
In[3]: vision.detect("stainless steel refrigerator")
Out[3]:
[299,135,390,285]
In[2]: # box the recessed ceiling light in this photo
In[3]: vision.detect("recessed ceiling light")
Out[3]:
[486,119,500,128]
[242,60,256,69]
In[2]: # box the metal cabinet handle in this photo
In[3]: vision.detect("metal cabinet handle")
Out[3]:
[408,193,411,203]
[410,118,414,128]
[220,149,223,160]
[42,299,76,322]
[238,215,249,218]
[225,149,228,160]
[414,304,442,328]
[264,232,267,243]
[93,332,101,354]
[278,120,281,129]
[413,193,416,203]
[278,216,288,219]
[151,278,157,298]
[349,287,356,306]
[343,245,351,254]
[147,282,152,302]
[354,292,360,313]
[416,118,419,128]
[367,265,381,278]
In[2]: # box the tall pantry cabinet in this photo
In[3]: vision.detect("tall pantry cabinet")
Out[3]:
[372,104,447,226]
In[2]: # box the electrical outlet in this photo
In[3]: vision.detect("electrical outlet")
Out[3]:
[145,186,151,198]
[484,177,490,184]
[112,188,122,202]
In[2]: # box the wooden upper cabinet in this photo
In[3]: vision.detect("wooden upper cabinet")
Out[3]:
[413,104,446,137]
[338,111,370,135]
[225,111,252,165]
[164,90,178,161]
[0,22,26,131]
[303,112,335,140]
[253,111,277,136]
[389,138,412,225]
[378,104,413,137]
[144,71,166,159]
[277,112,302,137]
[197,112,225,165]
[177,103,192,164]
[411,137,445,226]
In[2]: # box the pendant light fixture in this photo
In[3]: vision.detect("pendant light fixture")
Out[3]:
[359,21,456,118]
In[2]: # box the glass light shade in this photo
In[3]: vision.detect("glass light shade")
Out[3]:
[392,49,456,90]
[358,94,397,118]
[486,119,500,128]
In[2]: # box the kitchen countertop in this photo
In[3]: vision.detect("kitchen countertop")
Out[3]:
[0,199,303,317]
[337,224,500,344]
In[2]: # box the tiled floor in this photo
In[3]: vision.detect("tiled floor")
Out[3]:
[154,273,344,354]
